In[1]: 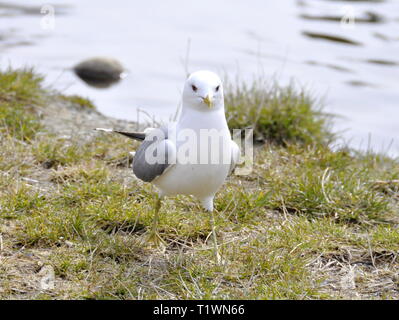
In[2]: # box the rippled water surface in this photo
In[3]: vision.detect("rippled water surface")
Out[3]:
[1,0,398,154]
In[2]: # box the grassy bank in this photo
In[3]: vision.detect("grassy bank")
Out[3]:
[0,69,398,299]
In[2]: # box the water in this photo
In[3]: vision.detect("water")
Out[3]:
[1,0,398,155]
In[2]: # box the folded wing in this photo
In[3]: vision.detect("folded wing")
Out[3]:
[95,127,176,182]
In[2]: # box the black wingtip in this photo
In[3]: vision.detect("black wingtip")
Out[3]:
[95,128,146,141]
[113,131,146,141]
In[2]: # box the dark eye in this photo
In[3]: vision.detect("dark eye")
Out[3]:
[215,85,220,92]
[191,84,197,92]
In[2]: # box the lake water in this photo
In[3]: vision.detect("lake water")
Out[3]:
[1,0,398,155]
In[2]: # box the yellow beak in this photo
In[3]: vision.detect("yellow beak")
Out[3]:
[203,94,213,108]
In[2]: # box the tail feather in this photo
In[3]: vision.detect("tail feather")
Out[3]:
[95,128,146,141]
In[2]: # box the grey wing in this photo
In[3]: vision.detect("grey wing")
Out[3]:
[229,140,240,176]
[132,127,175,182]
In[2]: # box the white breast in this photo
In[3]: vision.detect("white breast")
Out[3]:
[153,108,233,199]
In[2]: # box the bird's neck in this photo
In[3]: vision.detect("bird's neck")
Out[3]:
[178,106,229,131]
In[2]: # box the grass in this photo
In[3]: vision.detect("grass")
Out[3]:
[0,68,398,299]
[0,68,44,140]
[259,145,397,224]
[59,95,96,109]
[225,79,332,146]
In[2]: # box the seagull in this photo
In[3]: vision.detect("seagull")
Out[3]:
[96,70,240,263]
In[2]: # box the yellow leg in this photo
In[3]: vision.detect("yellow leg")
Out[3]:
[210,210,222,265]
[145,195,165,247]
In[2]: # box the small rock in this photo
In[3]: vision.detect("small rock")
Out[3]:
[73,57,126,88]
[340,267,356,291]
[42,159,57,169]
[38,265,55,290]
[65,240,74,248]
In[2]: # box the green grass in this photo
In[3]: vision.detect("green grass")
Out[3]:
[225,79,332,146]
[59,94,96,109]
[0,68,398,299]
[258,145,397,224]
[0,68,44,141]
